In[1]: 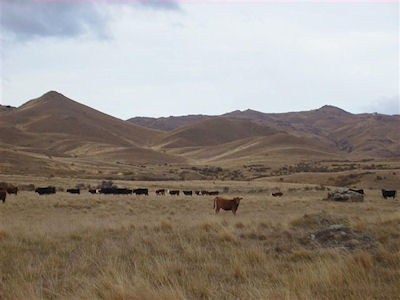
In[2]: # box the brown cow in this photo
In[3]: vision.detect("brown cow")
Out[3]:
[6,186,18,195]
[0,189,6,203]
[213,197,242,215]
[272,192,283,197]
[156,189,166,196]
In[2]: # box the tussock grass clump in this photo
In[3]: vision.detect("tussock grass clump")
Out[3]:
[0,230,8,240]
[290,212,349,230]
[235,221,245,229]
[288,249,316,262]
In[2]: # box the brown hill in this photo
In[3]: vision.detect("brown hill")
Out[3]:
[129,106,400,157]
[164,133,339,166]
[155,117,280,148]
[2,91,398,180]
[224,107,400,157]
[0,92,185,176]
[127,115,211,131]
[0,91,163,149]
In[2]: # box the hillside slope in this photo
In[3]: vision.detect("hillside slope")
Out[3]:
[127,115,212,131]
[155,117,280,148]
[129,106,400,157]
[0,92,184,176]
[225,106,400,157]
[0,91,163,149]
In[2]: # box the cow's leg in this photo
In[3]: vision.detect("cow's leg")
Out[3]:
[216,206,220,214]
[232,209,236,215]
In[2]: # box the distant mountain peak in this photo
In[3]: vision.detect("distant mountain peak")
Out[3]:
[224,108,266,118]
[19,90,71,111]
[41,90,66,100]
[316,105,350,114]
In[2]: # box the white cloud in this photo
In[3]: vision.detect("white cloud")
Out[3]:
[361,96,400,115]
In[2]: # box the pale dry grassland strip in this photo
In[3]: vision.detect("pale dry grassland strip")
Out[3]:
[0,186,399,299]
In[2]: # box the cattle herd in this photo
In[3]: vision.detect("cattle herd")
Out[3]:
[0,186,220,199]
[0,185,397,215]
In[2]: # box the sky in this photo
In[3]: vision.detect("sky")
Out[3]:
[0,0,399,119]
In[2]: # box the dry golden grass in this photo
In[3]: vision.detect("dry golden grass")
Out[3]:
[0,179,399,299]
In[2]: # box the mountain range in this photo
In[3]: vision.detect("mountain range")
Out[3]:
[1,91,399,178]
[128,104,400,158]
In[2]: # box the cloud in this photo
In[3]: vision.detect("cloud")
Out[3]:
[0,0,179,41]
[138,0,180,11]
[1,0,109,40]
[363,96,400,115]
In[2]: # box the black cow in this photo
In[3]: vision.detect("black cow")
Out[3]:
[100,188,132,195]
[208,191,219,196]
[349,189,364,195]
[99,188,115,194]
[89,189,97,194]
[67,188,80,194]
[133,188,148,195]
[169,190,180,196]
[272,192,283,197]
[117,188,133,195]
[35,186,56,195]
[201,190,209,195]
[382,189,396,199]
[183,191,193,196]
[195,191,202,196]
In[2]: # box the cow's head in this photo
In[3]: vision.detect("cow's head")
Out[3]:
[233,197,243,204]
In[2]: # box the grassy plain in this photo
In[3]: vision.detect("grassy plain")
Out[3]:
[0,178,399,299]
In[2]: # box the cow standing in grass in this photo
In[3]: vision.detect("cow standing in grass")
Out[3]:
[6,186,18,195]
[156,189,166,196]
[169,190,180,196]
[213,197,242,215]
[67,188,80,194]
[133,188,148,196]
[0,189,6,203]
[35,187,56,195]
[382,189,396,199]
[272,192,283,197]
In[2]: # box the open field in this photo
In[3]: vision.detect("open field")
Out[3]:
[1,178,399,299]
